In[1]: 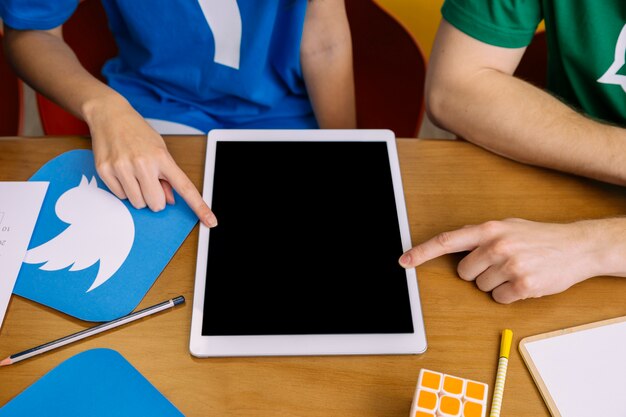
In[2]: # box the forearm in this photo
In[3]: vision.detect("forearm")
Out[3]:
[300,0,356,129]
[427,20,626,186]
[428,71,626,185]
[3,26,127,123]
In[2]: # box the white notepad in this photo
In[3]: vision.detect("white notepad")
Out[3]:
[0,182,48,330]
[519,315,626,417]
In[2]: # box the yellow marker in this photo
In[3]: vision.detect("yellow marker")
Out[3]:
[490,329,513,417]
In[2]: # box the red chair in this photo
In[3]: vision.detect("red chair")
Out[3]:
[0,31,23,136]
[514,31,547,89]
[36,0,117,135]
[345,0,426,137]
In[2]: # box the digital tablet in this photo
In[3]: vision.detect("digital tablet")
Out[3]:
[190,130,427,357]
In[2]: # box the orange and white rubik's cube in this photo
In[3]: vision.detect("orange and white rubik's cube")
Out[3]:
[409,369,489,417]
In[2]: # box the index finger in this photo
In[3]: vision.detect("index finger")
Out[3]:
[399,226,483,268]
[161,161,218,227]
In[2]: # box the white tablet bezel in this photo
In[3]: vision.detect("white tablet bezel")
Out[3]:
[190,129,427,357]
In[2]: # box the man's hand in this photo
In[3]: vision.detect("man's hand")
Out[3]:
[399,218,622,304]
[85,94,217,227]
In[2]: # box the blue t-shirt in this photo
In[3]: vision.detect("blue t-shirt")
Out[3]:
[1,0,317,130]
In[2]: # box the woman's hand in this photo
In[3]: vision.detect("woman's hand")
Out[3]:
[84,94,217,227]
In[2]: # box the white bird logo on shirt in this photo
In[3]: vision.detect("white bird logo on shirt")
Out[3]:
[197,0,242,69]
[598,23,626,93]
[24,176,135,292]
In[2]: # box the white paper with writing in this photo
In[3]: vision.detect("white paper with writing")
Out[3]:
[0,182,48,330]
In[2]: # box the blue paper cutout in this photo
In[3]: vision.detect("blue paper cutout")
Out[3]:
[0,349,184,416]
[14,150,197,321]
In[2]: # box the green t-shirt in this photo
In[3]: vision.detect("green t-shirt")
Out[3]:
[442,0,626,125]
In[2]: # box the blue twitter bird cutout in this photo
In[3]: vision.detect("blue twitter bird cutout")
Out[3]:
[14,150,197,321]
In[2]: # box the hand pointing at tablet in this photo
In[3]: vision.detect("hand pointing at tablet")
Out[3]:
[87,95,218,228]
[398,218,624,304]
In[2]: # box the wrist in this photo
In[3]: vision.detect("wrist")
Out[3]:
[81,91,130,126]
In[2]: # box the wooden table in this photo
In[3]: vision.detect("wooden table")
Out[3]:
[1,136,625,416]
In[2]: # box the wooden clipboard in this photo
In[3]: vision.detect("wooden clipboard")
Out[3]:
[519,315,626,417]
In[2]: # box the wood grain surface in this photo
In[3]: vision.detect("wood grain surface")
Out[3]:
[1,136,625,416]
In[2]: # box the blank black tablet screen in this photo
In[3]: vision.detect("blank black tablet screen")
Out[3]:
[202,141,414,335]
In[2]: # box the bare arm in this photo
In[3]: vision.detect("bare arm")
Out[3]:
[3,26,216,226]
[301,0,356,129]
[427,20,626,185]
[398,20,626,304]
[3,26,116,119]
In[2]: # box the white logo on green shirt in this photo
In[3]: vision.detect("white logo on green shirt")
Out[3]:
[598,24,626,93]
